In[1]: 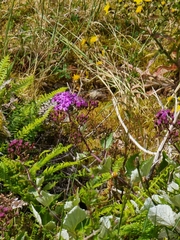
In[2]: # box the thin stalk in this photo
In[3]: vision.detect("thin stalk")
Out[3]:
[3,0,15,56]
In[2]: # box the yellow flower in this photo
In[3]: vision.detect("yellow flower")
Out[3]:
[85,71,89,78]
[167,95,174,103]
[72,74,80,81]
[176,105,180,112]
[101,49,105,56]
[161,0,166,4]
[136,5,143,13]
[134,0,143,4]
[171,8,176,13]
[81,38,87,46]
[96,61,103,65]
[104,2,110,15]
[90,35,98,45]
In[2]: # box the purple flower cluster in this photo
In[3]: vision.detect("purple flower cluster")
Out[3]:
[0,205,10,218]
[77,114,88,125]
[8,139,35,160]
[52,91,88,112]
[154,109,174,127]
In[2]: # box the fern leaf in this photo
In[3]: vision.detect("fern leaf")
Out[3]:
[37,87,67,107]
[16,107,52,139]
[29,143,72,176]
[10,75,34,94]
[42,159,85,176]
[0,55,10,86]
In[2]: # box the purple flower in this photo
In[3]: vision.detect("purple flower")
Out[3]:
[0,212,5,218]
[3,207,10,213]
[74,96,88,108]
[52,91,75,111]
[154,109,174,127]
[8,139,35,160]
[52,91,88,111]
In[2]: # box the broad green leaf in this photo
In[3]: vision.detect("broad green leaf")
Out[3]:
[131,168,141,183]
[44,221,56,230]
[97,157,112,174]
[31,204,42,226]
[167,181,179,193]
[36,176,44,187]
[63,206,87,231]
[59,229,69,240]
[170,194,180,208]
[100,132,113,149]
[148,204,177,227]
[140,157,153,176]
[125,153,139,176]
[33,190,56,207]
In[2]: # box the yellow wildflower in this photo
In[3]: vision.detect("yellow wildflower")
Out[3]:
[81,38,87,46]
[90,35,98,45]
[96,61,103,65]
[176,105,180,112]
[101,49,105,56]
[72,74,80,81]
[167,95,173,103]
[134,0,143,4]
[136,5,143,13]
[161,0,166,4]
[85,71,89,78]
[171,8,176,13]
[104,2,110,15]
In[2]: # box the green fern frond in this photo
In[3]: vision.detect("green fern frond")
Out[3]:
[130,164,175,207]
[0,55,10,86]
[29,143,72,176]
[42,158,85,176]
[10,75,34,94]
[148,164,175,194]
[92,172,112,189]
[37,87,67,107]
[0,156,23,193]
[16,107,52,139]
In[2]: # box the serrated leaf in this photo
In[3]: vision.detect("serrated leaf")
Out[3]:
[31,204,42,226]
[63,206,87,231]
[148,204,177,227]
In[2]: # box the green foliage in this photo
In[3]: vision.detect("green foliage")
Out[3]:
[16,107,52,140]
[10,75,34,95]
[29,143,72,176]
[0,0,180,239]
[8,100,38,136]
[0,155,29,195]
[36,87,67,107]
[0,55,10,86]
[120,212,159,239]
